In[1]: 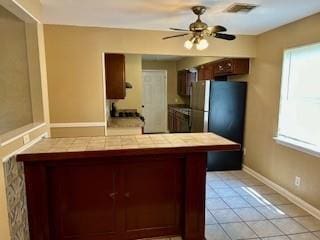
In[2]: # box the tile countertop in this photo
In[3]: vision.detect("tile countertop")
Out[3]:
[17,133,240,161]
[173,107,191,116]
[169,105,191,116]
[107,117,144,128]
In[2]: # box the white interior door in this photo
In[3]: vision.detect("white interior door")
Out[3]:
[142,70,167,133]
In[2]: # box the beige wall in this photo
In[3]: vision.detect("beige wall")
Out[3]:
[51,127,104,138]
[43,24,256,135]
[245,13,320,209]
[176,56,221,71]
[115,54,143,112]
[142,60,187,105]
[25,22,44,123]
[0,0,49,239]
[0,6,33,135]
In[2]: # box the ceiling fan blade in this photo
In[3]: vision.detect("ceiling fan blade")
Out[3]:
[210,25,227,33]
[162,33,189,40]
[169,27,190,32]
[214,33,236,41]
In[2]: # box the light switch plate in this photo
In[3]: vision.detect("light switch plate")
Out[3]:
[23,134,30,144]
[295,176,301,187]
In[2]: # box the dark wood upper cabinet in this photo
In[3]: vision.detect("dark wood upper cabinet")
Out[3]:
[105,53,126,99]
[214,58,249,77]
[197,63,214,81]
[177,70,196,96]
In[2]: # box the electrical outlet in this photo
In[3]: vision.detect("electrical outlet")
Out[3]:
[295,176,301,187]
[243,148,247,156]
[23,134,30,144]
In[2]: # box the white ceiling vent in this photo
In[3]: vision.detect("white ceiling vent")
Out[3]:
[225,3,258,13]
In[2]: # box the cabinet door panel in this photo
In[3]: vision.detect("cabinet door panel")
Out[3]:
[105,54,126,99]
[197,64,214,81]
[177,70,186,96]
[49,163,118,240]
[121,158,182,238]
[186,72,196,96]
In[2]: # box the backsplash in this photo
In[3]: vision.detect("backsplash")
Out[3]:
[3,156,30,240]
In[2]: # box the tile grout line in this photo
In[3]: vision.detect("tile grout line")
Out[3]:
[205,171,320,240]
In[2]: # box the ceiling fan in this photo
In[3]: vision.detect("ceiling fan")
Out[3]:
[162,6,236,50]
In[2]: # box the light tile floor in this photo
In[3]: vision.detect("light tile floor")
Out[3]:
[205,171,320,240]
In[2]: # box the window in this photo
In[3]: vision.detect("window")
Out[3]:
[276,43,320,156]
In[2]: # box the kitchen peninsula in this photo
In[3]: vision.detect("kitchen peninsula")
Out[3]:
[17,133,240,240]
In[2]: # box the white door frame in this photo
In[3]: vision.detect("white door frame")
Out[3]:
[101,52,108,136]
[142,70,168,133]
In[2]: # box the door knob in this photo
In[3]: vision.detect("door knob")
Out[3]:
[124,192,130,198]
[109,192,118,200]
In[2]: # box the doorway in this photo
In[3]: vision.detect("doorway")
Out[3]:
[142,70,167,133]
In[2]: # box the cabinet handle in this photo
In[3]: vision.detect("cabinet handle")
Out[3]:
[124,192,130,198]
[109,192,118,200]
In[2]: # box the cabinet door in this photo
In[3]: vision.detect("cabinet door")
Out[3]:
[197,64,214,80]
[180,115,190,133]
[214,59,233,76]
[197,67,204,81]
[49,162,118,240]
[177,70,186,96]
[214,58,249,77]
[186,71,196,96]
[204,64,214,80]
[105,54,126,99]
[120,158,182,239]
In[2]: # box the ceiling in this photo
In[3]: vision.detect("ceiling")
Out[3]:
[40,0,320,35]
[142,55,183,61]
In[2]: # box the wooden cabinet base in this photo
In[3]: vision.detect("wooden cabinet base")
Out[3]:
[23,152,207,240]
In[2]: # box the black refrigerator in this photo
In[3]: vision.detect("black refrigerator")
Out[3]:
[208,81,247,171]
[190,80,247,171]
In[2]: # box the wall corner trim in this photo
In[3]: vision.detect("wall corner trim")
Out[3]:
[0,123,47,147]
[243,165,320,220]
[2,132,48,162]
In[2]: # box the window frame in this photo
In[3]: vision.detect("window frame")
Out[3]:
[275,42,320,158]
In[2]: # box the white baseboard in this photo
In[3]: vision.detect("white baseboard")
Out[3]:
[243,165,320,220]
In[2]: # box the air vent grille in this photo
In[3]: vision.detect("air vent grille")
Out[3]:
[226,3,258,13]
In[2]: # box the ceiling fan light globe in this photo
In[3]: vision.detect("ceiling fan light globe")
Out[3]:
[196,38,209,50]
[184,40,193,50]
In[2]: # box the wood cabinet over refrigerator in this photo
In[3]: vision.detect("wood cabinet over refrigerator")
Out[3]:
[197,63,214,81]
[105,53,126,99]
[214,58,249,77]
[196,58,249,80]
